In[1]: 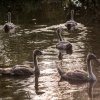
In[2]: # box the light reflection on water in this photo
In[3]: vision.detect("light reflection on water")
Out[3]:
[0,15,100,100]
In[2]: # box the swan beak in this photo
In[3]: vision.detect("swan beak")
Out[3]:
[96,59,100,65]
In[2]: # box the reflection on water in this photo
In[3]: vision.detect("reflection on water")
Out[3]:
[88,82,96,100]
[0,1,100,100]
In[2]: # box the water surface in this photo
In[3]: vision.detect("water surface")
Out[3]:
[0,2,100,100]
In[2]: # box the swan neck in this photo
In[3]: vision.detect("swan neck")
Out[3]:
[33,54,38,68]
[8,12,11,23]
[71,10,74,20]
[87,59,94,77]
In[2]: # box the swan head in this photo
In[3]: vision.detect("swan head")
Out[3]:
[33,49,42,56]
[87,53,97,60]
[87,53,100,64]
[33,49,42,76]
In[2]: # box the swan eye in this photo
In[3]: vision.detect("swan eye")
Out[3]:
[39,52,42,55]
[36,50,42,55]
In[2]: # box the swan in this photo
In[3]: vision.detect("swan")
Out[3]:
[65,10,77,31]
[57,53,100,83]
[56,27,72,59]
[0,49,42,76]
[3,12,15,33]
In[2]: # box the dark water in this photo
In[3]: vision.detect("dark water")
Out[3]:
[0,2,100,100]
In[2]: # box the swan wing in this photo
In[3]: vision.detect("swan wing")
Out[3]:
[56,41,71,50]
[11,65,34,76]
[4,22,15,29]
[62,70,88,82]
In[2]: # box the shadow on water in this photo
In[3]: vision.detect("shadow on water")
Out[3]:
[88,82,96,100]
